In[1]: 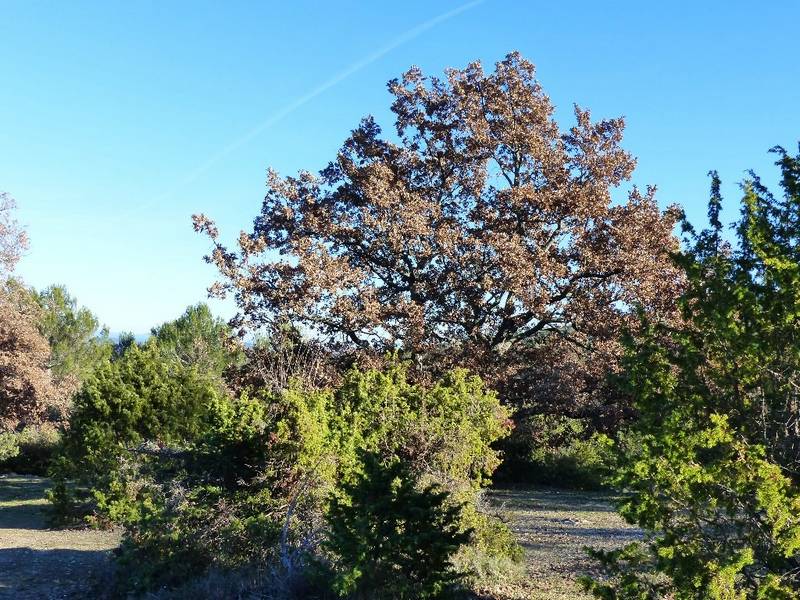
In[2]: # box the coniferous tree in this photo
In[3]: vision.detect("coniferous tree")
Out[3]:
[33,284,112,383]
[584,147,800,599]
[325,452,472,599]
[150,303,240,378]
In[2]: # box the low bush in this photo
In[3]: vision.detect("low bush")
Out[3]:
[47,342,221,524]
[85,563,334,600]
[110,385,334,591]
[324,452,472,599]
[0,431,18,463]
[0,425,60,474]
[49,356,520,596]
[496,415,614,490]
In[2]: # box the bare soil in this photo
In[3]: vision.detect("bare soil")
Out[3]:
[483,487,641,599]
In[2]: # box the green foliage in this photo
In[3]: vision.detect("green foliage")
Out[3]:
[0,431,19,463]
[49,346,516,594]
[133,365,513,587]
[106,382,336,592]
[69,342,218,451]
[330,366,512,492]
[112,331,137,359]
[460,503,524,564]
[328,367,523,592]
[580,542,671,599]
[324,452,472,599]
[585,148,800,598]
[150,303,241,378]
[48,342,220,524]
[498,415,614,490]
[33,284,112,382]
[0,425,60,474]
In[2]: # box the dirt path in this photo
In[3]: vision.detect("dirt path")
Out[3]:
[486,487,642,599]
[0,474,121,600]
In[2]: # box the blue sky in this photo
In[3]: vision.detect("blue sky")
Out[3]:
[2,1,798,333]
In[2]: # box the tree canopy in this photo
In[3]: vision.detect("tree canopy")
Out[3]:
[150,302,240,378]
[0,198,60,430]
[0,284,60,429]
[195,53,682,419]
[0,192,27,278]
[33,284,112,383]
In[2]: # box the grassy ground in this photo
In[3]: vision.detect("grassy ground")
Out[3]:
[0,474,121,600]
[0,476,637,599]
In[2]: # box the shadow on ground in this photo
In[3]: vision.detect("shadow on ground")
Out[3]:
[488,487,621,513]
[0,474,120,600]
[0,547,114,600]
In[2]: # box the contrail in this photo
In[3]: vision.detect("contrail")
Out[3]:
[119,0,484,220]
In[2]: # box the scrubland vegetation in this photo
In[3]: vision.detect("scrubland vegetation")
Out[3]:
[1,53,799,598]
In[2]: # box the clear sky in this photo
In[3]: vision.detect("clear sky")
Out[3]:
[2,1,798,334]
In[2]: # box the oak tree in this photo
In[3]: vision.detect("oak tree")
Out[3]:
[0,193,27,278]
[0,285,60,429]
[194,53,681,420]
[0,197,60,429]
